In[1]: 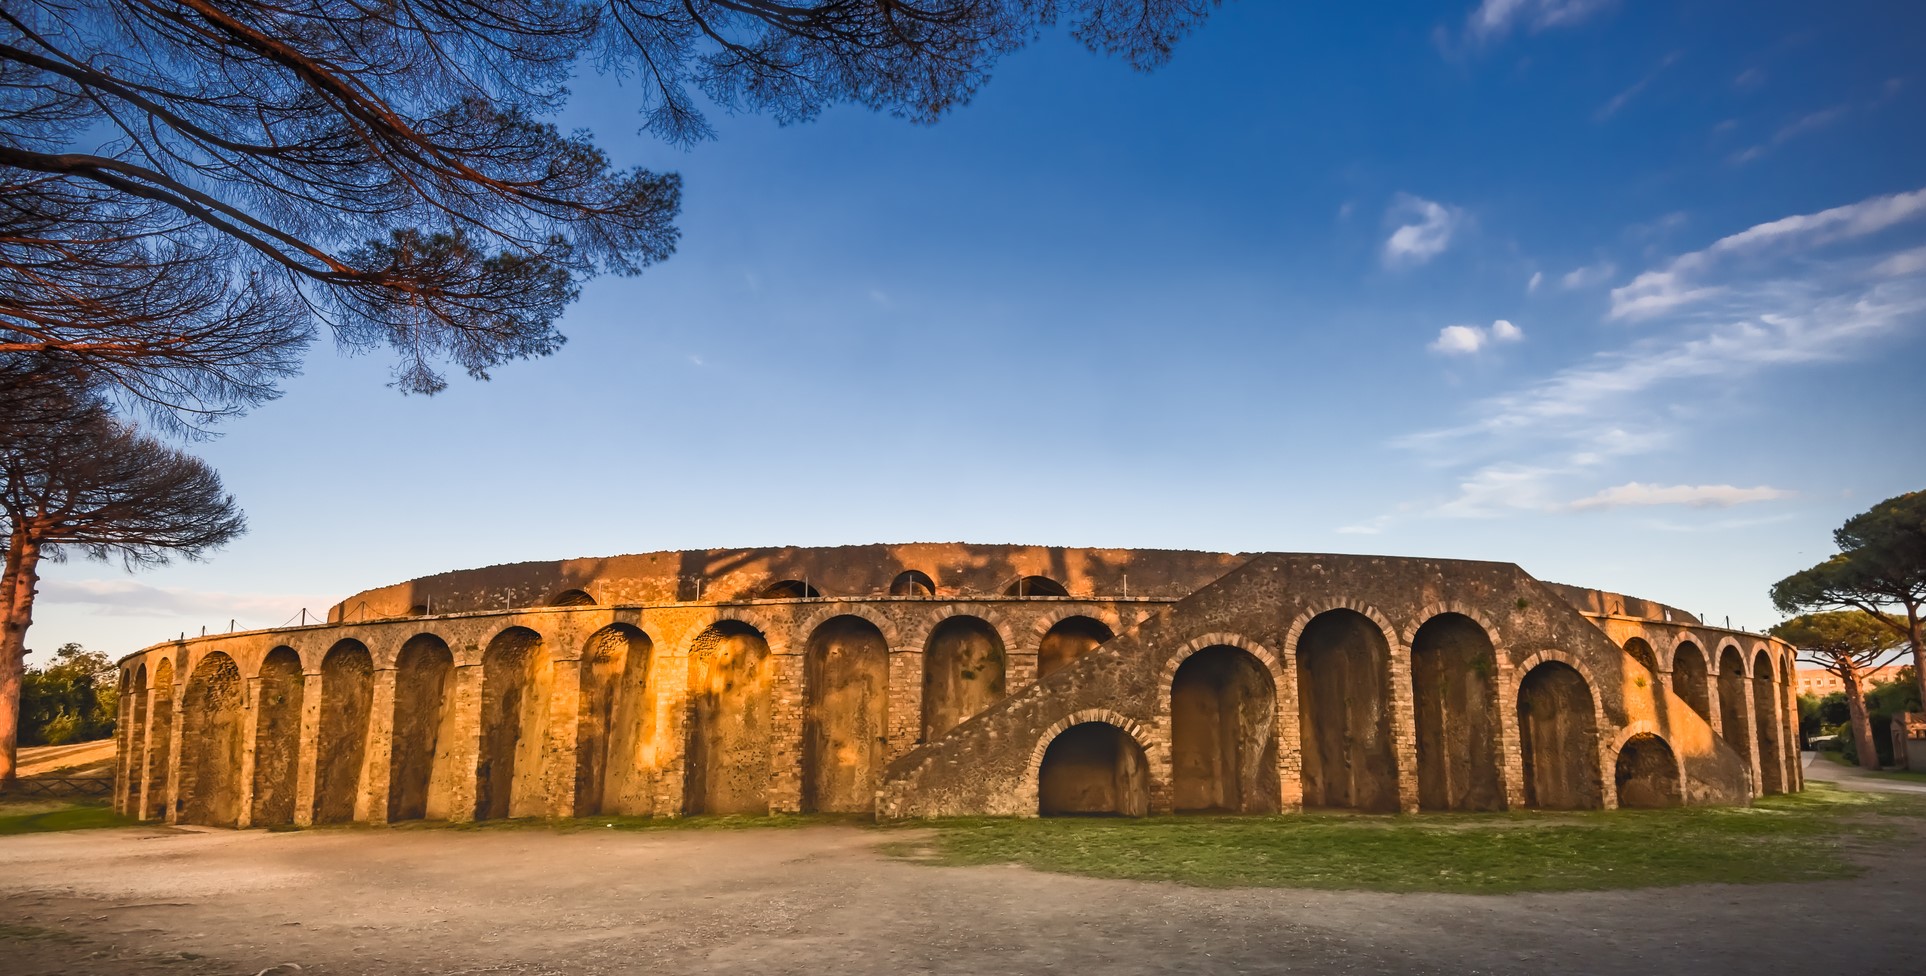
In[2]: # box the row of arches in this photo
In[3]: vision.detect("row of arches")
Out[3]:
[1627,636,1791,795]
[127,610,1120,826]
[1033,609,1764,817]
[543,571,1075,608]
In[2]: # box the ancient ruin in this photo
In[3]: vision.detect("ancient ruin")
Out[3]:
[110,545,1801,826]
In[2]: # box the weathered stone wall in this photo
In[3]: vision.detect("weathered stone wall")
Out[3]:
[115,546,1798,826]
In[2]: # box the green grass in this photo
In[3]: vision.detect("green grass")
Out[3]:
[0,801,137,836]
[880,785,1926,894]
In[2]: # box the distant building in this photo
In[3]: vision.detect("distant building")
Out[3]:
[1796,664,1908,697]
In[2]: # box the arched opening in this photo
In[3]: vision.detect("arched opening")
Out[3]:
[889,570,935,597]
[1410,614,1504,812]
[1171,646,1279,813]
[122,664,148,814]
[1614,733,1681,808]
[1038,616,1115,678]
[802,616,890,814]
[1038,722,1149,817]
[1517,661,1602,810]
[142,658,175,820]
[1005,575,1068,597]
[388,634,456,821]
[477,627,553,820]
[1752,650,1784,794]
[575,624,654,816]
[1716,645,1751,764]
[177,652,245,826]
[760,579,821,599]
[921,616,1006,741]
[549,588,595,607]
[314,640,374,824]
[1295,609,1398,812]
[684,620,774,814]
[1624,638,1658,674]
[1672,641,1711,721]
[249,647,305,827]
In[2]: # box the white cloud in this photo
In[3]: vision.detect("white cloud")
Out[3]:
[1565,482,1794,511]
[1430,318,1524,355]
[1383,194,1461,268]
[1561,261,1617,289]
[1528,271,1544,293]
[37,578,333,625]
[1466,0,1615,41]
[1595,52,1680,122]
[1874,245,1926,278]
[1733,67,1767,91]
[1611,186,1926,319]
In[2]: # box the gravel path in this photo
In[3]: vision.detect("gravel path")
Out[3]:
[1,820,1920,976]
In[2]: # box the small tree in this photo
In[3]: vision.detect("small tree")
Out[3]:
[19,641,118,746]
[1772,491,1926,710]
[1771,612,1907,770]
[0,367,244,787]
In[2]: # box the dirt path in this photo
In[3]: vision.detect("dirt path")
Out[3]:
[1,822,1920,976]
[1801,750,1926,795]
[14,740,117,778]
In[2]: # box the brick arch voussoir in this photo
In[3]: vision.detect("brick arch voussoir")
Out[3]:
[1605,720,1687,803]
[1282,599,1401,658]
[706,606,791,656]
[1026,708,1157,775]
[1515,648,1612,735]
[1715,642,1750,678]
[1028,604,1128,647]
[794,603,899,650]
[1398,602,1505,649]
[902,605,1019,656]
[1155,632,1286,719]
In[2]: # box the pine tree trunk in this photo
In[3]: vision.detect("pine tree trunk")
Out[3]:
[1907,603,1925,717]
[1841,663,1880,771]
[0,534,42,789]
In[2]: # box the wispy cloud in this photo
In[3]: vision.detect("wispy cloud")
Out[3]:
[1729,105,1851,164]
[1595,52,1681,122]
[1561,261,1617,289]
[1565,482,1794,511]
[1465,0,1616,42]
[1431,319,1524,355]
[1383,194,1462,268]
[38,578,334,626]
[1527,271,1544,293]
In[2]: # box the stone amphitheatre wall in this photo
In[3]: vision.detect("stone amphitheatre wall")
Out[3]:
[112,547,1800,827]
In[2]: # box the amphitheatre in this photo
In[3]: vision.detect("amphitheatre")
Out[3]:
[105,544,1802,827]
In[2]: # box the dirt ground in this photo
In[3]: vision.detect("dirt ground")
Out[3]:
[1,816,1921,976]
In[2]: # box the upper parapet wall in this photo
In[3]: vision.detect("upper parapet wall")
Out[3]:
[1540,582,1702,625]
[328,544,1254,622]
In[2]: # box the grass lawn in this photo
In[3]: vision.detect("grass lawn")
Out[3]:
[0,800,137,836]
[881,785,1926,894]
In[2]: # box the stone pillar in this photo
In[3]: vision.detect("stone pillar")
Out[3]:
[1739,670,1763,798]
[292,672,325,827]
[1493,658,1528,809]
[545,658,583,818]
[768,649,805,815]
[135,680,161,821]
[163,669,187,825]
[355,668,398,823]
[1275,659,1304,813]
[654,644,691,817]
[1384,643,1421,814]
[1006,649,1040,692]
[1704,675,1724,740]
[235,676,263,828]
[443,663,484,822]
[886,648,924,763]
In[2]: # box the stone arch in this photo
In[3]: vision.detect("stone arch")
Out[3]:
[921,615,1007,741]
[249,646,305,827]
[890,570,936,596]
[1410,613,1504,812]
[760,579,822,599]
[476,626,554,820]
[711,606,793,657]
[802,615,890,814]
[684,619,775,814]
[314,639,374,824]
[1670,640,1712,721]
[1752,649,1784,794]
[898,605,1017,658]
[1005,575,1068,597]
[550,588,595,607]
[142,656,176,820]
[1293,607,1399,812]
[1623,637,1659,674]
[1169,645,1279,813]
[1037,615,1116,678]
[1516,660,1603,810]
[794,603,899,649]
[575,624,655,817]
[1037,722,1150,816]
[1613,730,1682,809]
[122,663,148,814]
[177,651,245,826]
[389,633,457,821]
[1716,644,1751,764]
[1398,602,1504,649]
[1022,708,1156,815]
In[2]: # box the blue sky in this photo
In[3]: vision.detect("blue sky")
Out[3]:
[33,0,1926,659]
